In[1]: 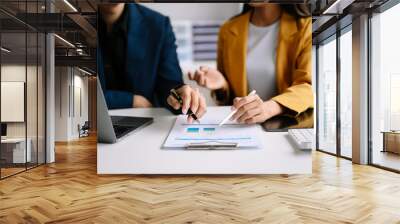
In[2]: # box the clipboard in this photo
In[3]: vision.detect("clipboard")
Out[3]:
[163,115,261,150]
[185,141,238,150]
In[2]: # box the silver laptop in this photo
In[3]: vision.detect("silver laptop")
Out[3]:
[97,79,153,143]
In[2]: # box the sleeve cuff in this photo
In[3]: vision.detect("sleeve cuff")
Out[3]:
[272,94,311,116]
[105,90,134,109]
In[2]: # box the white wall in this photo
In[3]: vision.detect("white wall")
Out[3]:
[1,64,46,164]
[1,65,26,138]
[55,67,69,141]
[1,65,40,138]
[141,3,241,21]
[72,74,89,138]
[54,67,89,141]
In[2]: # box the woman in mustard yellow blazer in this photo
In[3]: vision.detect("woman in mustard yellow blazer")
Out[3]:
[189,3,313,124]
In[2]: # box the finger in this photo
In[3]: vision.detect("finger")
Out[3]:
[190,89,199,115]
[231,96,260,121]
[196,95,207,118]
[167,95,181,110]
[191,70,201,84]
[204,78,209,88]
[245,114,264,124]
[198,74,206,86]
[194,69,204,77]
[187,115,193,124]
[237,108,261,123]
[194,70,205,84]
[232,97,241,110]
[188,71,195,80]
[180,87,191,114]
[199,66,209,73]
[232,95,259,110]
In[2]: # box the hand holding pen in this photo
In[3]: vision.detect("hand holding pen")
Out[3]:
[228,90,284,125]
[167,85,207,123]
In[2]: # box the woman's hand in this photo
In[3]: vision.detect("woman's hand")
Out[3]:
[188,66,228,90]
[167,85,207,123]
[231,95,284,124]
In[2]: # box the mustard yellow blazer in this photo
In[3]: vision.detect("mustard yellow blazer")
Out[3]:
[216,11,313,115]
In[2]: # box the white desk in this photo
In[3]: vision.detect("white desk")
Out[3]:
[97,107,311,174]
[1,138,32,163]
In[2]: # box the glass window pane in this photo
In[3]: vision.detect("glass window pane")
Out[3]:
[1,31,28,177]
[318,37,337,154]
[371,3,400,171]
[340,29,352,158]
[1,0,46,179]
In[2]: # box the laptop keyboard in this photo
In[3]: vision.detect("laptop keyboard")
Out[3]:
[113,125,135,139]
[110,116,153,140]
[112,116,147,127]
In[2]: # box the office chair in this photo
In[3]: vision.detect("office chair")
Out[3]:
[78,121,90,138]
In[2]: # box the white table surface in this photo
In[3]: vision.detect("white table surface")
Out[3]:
[1,138,32,163]
[97,107,312,174]
[1,138,27,143]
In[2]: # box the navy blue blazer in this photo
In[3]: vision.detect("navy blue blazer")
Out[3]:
[98,4,183,109]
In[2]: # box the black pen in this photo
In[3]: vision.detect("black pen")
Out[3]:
[170,88,200,123]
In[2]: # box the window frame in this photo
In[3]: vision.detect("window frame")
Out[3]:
[0,1,48,180]
[315,20,353,160]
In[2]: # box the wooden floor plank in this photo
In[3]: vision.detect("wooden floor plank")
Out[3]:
[0,135,399,224]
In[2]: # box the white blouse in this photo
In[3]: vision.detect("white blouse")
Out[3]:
[246,20,280,101]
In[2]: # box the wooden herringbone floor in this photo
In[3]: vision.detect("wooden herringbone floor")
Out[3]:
[0,135,400,224]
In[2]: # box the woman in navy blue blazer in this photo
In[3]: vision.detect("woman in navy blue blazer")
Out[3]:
[98,3,206,123]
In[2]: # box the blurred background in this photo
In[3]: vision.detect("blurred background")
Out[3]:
[142,3,243,107]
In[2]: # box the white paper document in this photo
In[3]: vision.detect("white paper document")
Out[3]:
[163,110,262,149]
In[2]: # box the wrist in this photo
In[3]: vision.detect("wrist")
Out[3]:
[213,79,229,102]
[217,78,229,92]
[172,83,186,91]
[263,100,284,118]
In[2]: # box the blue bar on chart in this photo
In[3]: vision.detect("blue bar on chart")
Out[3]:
[187,127,200,133]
